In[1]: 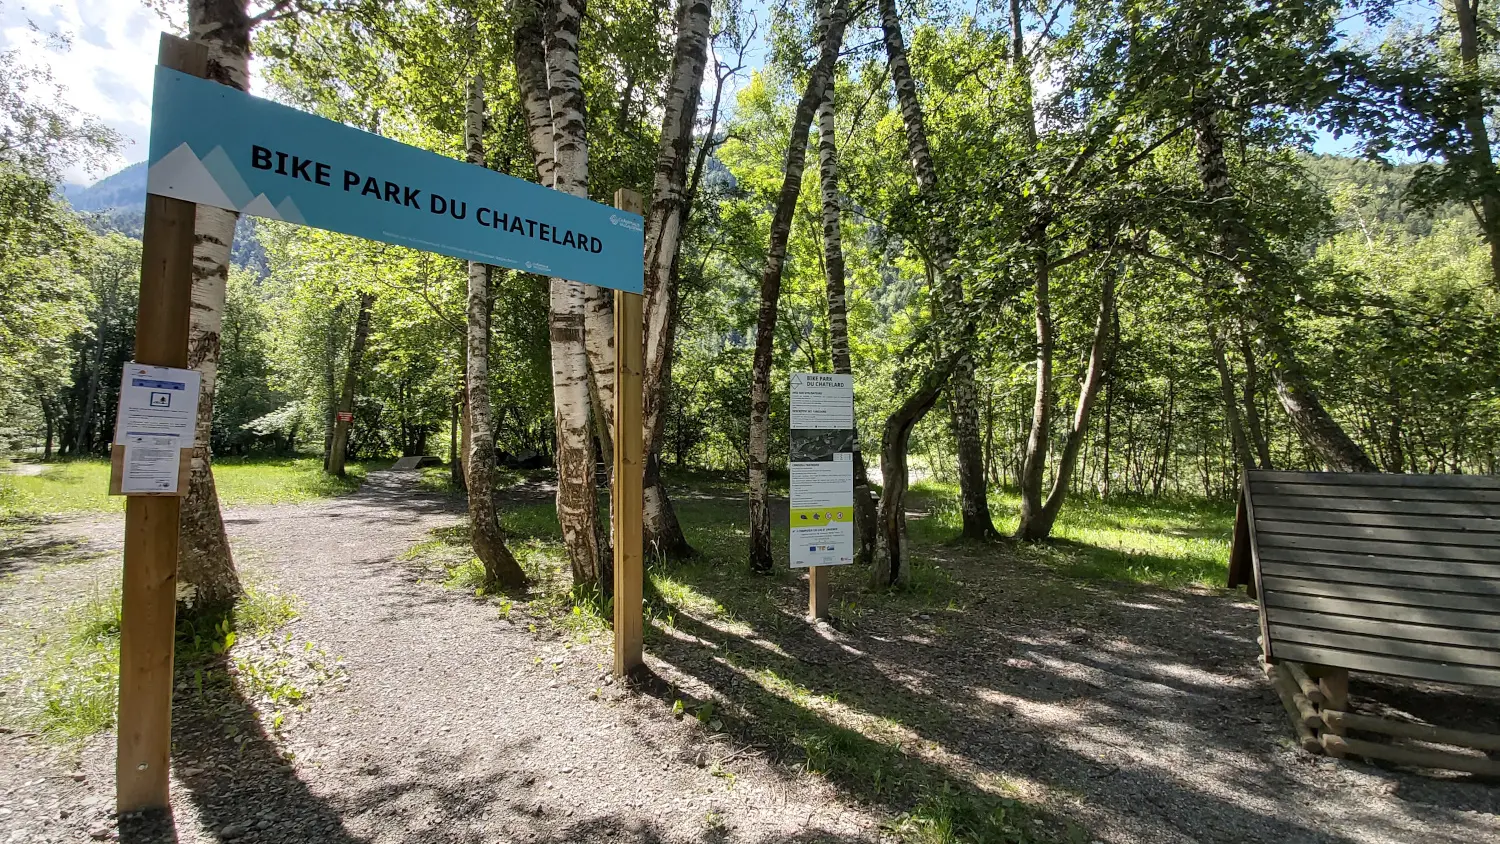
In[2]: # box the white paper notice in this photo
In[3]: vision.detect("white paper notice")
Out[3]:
[113,363,201,494]
[121,435,182,493]
[789,373,856,569]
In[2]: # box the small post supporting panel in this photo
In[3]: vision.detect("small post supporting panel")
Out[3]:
[808,566,830,620]
[116,33,207,813]
[612,189,646,678]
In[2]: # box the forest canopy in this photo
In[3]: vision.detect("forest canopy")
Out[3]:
[3,0,1498,596]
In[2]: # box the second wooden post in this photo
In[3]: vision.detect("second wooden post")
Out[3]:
[116,34,209,812]
[613,189,645,677]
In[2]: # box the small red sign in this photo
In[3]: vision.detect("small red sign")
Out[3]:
[336,412,354,422]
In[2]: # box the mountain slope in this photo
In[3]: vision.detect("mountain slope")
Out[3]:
[64,161,148,212]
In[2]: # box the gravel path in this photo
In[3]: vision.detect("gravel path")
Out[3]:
[2,472,1499,843]
[3,472,880,843]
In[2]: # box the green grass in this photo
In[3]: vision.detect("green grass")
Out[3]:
[906,481,1235,588]
[404,503,616,641]
[3,577,304,742]
[3,456,378,514]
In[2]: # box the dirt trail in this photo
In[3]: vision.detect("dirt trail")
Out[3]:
[2,472,879,843]
[3,472,1499,844]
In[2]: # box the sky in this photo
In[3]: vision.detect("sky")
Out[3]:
[3,0,1413,187]
[0,0,190,184]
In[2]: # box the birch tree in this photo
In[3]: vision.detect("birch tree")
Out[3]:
[514,0,608,587]
[641,0,713,559]
[1016,258,1120,540]
[1191,99,1376,472]
[177,0,259,612]
[877,0,997,540]
[747,0,851,574]
[464,75,529,590]
[814,92,876,564]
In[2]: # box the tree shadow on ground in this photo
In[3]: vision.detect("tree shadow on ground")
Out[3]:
[117,614,364,844]
[0,517,100,579]
[634,539,1499,844]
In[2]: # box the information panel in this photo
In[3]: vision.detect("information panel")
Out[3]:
[112,362,201,494]
[789,373,855,569]
[146,67,644,292]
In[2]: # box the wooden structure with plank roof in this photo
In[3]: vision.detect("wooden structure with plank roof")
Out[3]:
[1228,470,1500,775]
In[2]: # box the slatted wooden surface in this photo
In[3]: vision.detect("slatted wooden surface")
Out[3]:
[1246,471,1500,688]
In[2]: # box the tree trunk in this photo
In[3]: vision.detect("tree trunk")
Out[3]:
[1384,376,1406,474]
[871,366,947,589]
[1155,369,1176,496]
[814,93,877,565]
[34,378,55,460]
[878,0,995,538]
[1191,100,1375,473]
[178,0,253,614]
[949,359,993,538]
[1015,242,1054,538]
[583,290,615,463]
[748,0,851,574]
[326,291,374,477]
[76,292,112,454]
[983,388,998,488]
[462,76,528,591]
[1454,0,1500,291]
[320,304,341,463]
[514,0,608,587]
[450,385,465,490]
[641,0,713,560]
[1101,374,1113,498]
[1236,325,1272,469]
[1209,319,1256,473]
[1021,257,1119,540]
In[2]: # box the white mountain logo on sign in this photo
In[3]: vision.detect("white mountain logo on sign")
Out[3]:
[147,142,307,223]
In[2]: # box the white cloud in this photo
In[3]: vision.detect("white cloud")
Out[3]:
[1,1,170,184]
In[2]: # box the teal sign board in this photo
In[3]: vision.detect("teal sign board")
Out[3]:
[146,67,644,292]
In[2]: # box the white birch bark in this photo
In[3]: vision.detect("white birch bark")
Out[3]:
[815,94,876,563]
[877,0,996,541]
[177,0,252,611]
[512,0,557,188]
[641,0,712,558]
[749,0,851,572]
[533,0,607,586]
[464,76,528,590]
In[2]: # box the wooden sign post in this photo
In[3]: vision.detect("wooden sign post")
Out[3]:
[808,566,830,620]
[612,189,645,678]
[122,29,652,814]
[115,33,207,815]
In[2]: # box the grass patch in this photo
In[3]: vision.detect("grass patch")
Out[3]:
[3,586,125,740]
[403,503,614,642]
[891,781,1078,844]
[0,471,35,521]
[3,576,307,742]
[417,465,460,493]
[4,456,379,514]
[906,481,1234,588]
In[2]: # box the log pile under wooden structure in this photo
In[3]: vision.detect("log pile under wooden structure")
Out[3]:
[1232,470,1500,776]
